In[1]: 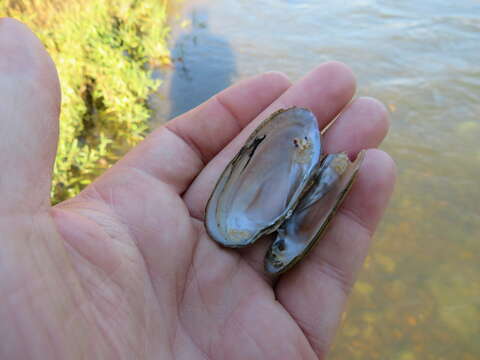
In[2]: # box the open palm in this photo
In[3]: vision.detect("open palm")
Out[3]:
[0,19,395,360]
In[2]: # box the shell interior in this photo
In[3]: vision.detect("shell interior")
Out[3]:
[265,150,365,275]
[205,108,322,247]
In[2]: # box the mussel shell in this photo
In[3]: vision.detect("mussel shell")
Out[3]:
[205,107,322,247]
[265,150,365,275]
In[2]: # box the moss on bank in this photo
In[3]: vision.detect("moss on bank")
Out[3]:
[1,0,170,203]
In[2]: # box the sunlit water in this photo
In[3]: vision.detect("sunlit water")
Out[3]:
[152,0,480,358]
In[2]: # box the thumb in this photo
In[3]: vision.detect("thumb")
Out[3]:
[0,18,60,213]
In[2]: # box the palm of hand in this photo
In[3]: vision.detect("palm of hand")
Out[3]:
[0,19,395,360]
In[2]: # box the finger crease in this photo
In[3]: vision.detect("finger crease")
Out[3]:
[338,207,374,238]
[308,256,353,298]
[213,94,244,131]
[164,125,206,166]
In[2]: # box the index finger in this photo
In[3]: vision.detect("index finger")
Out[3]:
[115,72,291,194]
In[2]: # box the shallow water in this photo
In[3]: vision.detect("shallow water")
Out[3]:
[152,0,480,358]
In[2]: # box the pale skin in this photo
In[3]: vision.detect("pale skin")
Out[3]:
[0,18,396,360]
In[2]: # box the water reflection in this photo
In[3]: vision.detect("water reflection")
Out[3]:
[168,8,236,119]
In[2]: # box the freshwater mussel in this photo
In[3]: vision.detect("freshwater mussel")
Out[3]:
[205,107,364,275]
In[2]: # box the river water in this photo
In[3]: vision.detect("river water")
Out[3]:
[152,1,480,358]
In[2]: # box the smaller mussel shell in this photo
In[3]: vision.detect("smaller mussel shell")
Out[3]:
[265,150,365,275]
[205,107,322,247]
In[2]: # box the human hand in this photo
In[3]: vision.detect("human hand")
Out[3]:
[0,19,395,360]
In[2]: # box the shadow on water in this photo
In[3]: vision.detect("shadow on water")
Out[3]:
[168,8,236,119]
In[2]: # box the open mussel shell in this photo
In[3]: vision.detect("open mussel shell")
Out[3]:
[205,107,322,247]
[265,150,366,275]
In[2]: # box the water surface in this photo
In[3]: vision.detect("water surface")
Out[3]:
[153,1,480,358]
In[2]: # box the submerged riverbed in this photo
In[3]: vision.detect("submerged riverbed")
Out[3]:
[152,1,480,358]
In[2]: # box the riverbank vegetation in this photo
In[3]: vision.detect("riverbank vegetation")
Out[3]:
[1,0,170,203]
